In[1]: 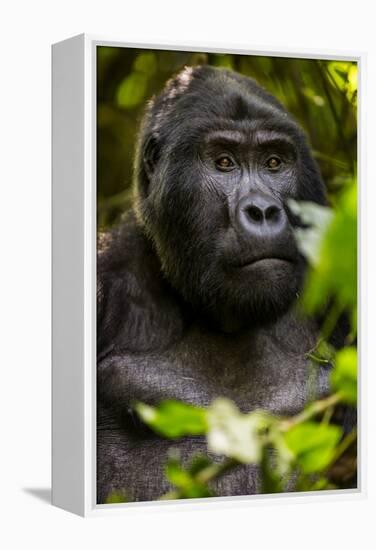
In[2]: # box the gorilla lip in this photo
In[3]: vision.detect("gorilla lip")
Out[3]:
[232,256,294,268]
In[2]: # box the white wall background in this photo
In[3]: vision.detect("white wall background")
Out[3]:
[1,1,375,548]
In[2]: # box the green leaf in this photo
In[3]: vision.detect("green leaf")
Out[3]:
[301,182,357,327]
[309,477,336,491]
[116,72,148,109]
[346,64,358,104]
[133,52,157,75]
[181,484,214,499]
[327,61,357,105]
[164,453,214,499]
[212,54,233,69]
[207,398,270,463]
[288,199,333,266]
[165,455,192,488]
[269,430,295,476]
[327,61,351,91]
[284,422,343,473]
[105,490,129,504]
[331,347,357,405]
[295,473,336,492]
[135,400,208,438]
[188,454,213,475]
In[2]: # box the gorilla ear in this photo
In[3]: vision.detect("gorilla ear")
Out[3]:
[142,133,160,181]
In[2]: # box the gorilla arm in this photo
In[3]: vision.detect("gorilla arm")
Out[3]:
[97,212,187,418]
[97,211,185,358]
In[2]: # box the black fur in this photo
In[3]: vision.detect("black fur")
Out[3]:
[97,66,337,503]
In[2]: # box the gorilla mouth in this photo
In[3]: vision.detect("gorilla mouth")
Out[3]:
[231,254,294,269]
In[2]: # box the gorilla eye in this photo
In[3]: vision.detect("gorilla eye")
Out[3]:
[266,156,282,171]
[215,155,235,171]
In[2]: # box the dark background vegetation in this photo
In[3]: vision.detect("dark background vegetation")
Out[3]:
[97,46,357,230]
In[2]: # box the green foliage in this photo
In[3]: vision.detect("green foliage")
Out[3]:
[133,52,157,75]
[164,453,214,499]
[207,399,271,463]
[116,72,148,108]
[306,339,336,366]
[105,490,130,504]
[288,200,333,266]
[302,183,357,330]
[135,400,207,438]
[327,61,357,105]
[137,390,351,498]
[331,347,357,406]
[284,422,343,473]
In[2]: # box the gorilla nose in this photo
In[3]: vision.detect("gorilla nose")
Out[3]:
[236,193,287,237]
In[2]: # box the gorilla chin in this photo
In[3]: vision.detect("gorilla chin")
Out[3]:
[195,255,304,333]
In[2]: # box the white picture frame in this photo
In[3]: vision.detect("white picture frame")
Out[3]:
[52,34,365,517]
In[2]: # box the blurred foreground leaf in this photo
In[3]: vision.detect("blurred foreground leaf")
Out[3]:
[284,422,342,473]
[331,347,357,406]
[135,400,207,438]
[291,181,357,332]
[304,183,357,331]
[164,453,214,499]
[105,490,129,504]
[207,399,270,463]
[288,200,333,266]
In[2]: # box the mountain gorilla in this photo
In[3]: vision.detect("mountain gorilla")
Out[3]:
[97,66,334,503]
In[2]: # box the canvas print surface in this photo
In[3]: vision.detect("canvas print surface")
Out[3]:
[96,47,357,504]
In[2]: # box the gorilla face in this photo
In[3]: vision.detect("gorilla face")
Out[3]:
[135,66,326,331]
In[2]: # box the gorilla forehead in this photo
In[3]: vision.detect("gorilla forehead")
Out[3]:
[150,65,302,146]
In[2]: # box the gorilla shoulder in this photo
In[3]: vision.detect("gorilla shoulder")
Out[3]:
[97,211,184,357]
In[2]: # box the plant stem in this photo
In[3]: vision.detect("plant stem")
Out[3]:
[321,405,334,426]
[320,300,343,342]
[279,393,342,431]
[159,393,349,501]
[159,458,239,501]
[328,428,357,467]
[196,458,238,484]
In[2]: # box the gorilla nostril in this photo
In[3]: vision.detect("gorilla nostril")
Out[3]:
[246,205,263,223]
[265,205,280,222]
[237,194,285,233]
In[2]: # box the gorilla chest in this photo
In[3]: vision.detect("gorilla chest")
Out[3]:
[110,316,328,417]
[97,317,329,502]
